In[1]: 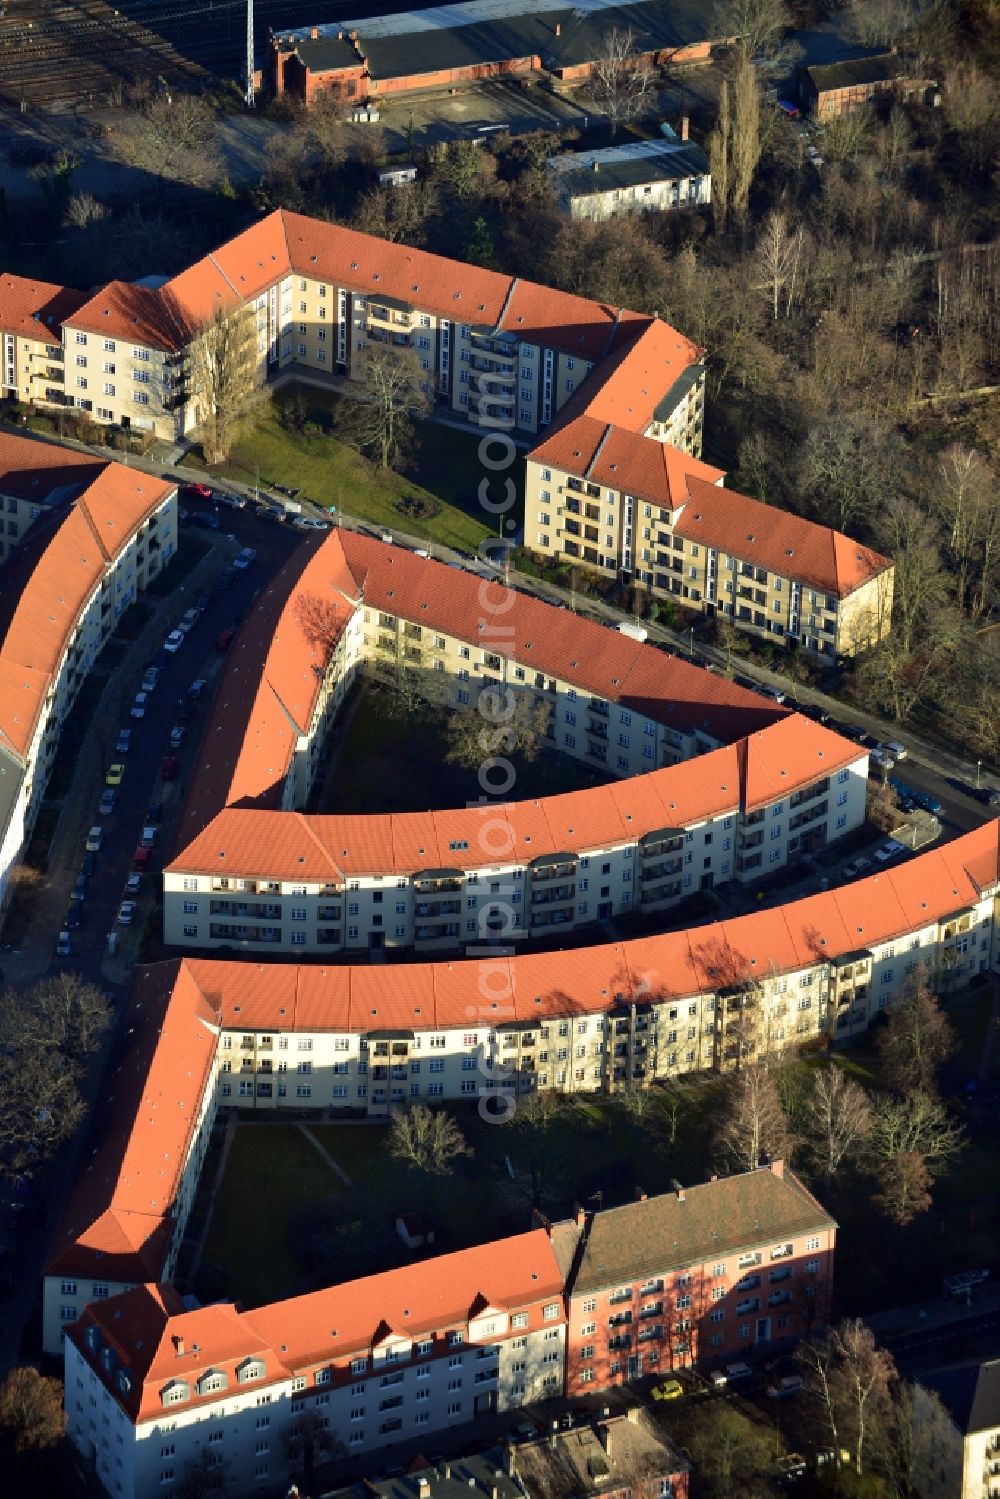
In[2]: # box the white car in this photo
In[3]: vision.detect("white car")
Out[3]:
[169,725,186,749]
[871,746,895,770]
[293,515,329,530]
[85,826,103,853]
[56,931,71,958]
[875,839,905,863]
[886,741,908,760]
[233,547,257,570]
[131,692,149,719]
[117,901,137,926]
[178,608,201,634]
[767,1375,805,1399]
[163,630,185,654]
[125,872,143,895]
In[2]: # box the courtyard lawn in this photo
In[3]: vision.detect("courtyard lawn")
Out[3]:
[195,390,495,556]
[198,1122,345,1308]
[313,685,611,815]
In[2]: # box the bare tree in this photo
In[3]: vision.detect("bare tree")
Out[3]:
[681,1399,775,1497]
[708,80,732,231]
[731,49,762,224]
[63,192,109,230]
[389,1105,468,1176]
[0,972,111,1058]
[756,210,808,321]
[819,108,875,165]
[443,689,551,769]
[115,93,222,186]
[798,1320,896,1479]
[874,968,956,1096]
[589,28,653,137]
[868,1091,964,1224]
[714,0,789,63]
[715,1060,793,1172]
[801,1065,873,1184]
[935,444,995,615]
[507,1089,567,1208]
[188,304,266,466]
[340,344,430,471]
[0,1367,65,1453]
[872,1149,934,1226]
[353,181,438,244]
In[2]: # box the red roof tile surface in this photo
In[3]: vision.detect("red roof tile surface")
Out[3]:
[0,272,88,345]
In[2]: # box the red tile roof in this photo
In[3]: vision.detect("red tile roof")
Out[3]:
[169,713,860,880]
[530,414,724,509]
[45,962,219,1286]
[73,1225,565,1422]
[0,273,88,345]
[678,476,892,597]
[174,528,786,851]
[0,448,175,757]
[579,318,703,431]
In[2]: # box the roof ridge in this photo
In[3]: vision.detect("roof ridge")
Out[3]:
[74,469,115,563]
[293,811,344,882]
[584,422,613,480]
[494,273,520,334]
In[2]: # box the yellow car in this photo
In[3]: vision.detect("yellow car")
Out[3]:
[106,763,125,786]
[651,1379,684,1402]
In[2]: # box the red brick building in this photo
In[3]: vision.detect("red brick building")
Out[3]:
[555,1162,836,1393]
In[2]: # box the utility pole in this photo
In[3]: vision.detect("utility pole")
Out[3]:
[245,0,255,108]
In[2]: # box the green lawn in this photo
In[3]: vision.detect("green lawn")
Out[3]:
[191,1084,726,1304]
[194,389,496,555]
[314,685,611,814]
[198,1123,345,1308]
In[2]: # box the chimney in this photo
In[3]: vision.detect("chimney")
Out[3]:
[680,114,690,141]
[626,1407,641,1425]
[310,26,318,39]
[671,1178,685,1202]
[601,1421,613,1461]
[555,21,561,35]
[172,1335,185,1357]
[550,1420,560,1449]
[442,1464,452,1480]
[635,1187,647,1202]
[503,1441,517,1479]
[417,1479,431,1499]
[771,1159,785,1179]
[574,1204,587,1227]
[592,159,600,172]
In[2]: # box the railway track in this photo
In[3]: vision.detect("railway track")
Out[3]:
[0,0,415,109]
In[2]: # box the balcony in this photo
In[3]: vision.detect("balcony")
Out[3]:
[589,700,609,718]
[531,885,575,906]
[414,902,461,919]
[735,1274,761,1293]
[609,1290,632,1306]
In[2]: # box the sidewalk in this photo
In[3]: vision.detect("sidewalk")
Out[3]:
[866,1282,1000,1342]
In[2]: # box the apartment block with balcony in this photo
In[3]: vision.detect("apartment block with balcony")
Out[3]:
[912,1359,1000,1499]
[3,209,705,452]
[557,1163,836,1392]
[64,1230,566,1499]
[525,421,895,658]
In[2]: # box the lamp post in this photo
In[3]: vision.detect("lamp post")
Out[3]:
[977,759,982,789]
[688,626,695,661]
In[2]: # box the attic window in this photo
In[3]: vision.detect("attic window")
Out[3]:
[748,533,755,542]
[218,852,225,859]
[351,261,358,269]
[234,1004,241,1013]
[370,1008,378,1016]
[453,291,461,299]
[311,255,317,261]
[786,549,794,557]
[534,996,541,1004]
[373,273,381,281]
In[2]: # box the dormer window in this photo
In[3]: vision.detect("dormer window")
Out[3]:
[161,1380,189,1407]
[196,1369,228,1396]
[236,1357,264,1384]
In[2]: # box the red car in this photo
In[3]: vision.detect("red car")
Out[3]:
[182,482,213,501]
[160,755,178,781]
[215,628,235,652]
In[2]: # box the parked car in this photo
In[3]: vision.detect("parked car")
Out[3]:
[293,515,330,530]
[651,1379,684,1402]
[115,728,132,754]
[187,678,207,700]
[977,787,1000,808]
[177,608,201,634]
[125,871,143,895]
[85,826,102,853]
[160,755,178,781]
[871,746,895,771]
[709,1362,753,1389]
[216,490,247,509]
[767,1375,805,1399]
[141,666,160,693]
[163,629,185,654]
[233,546,257,571]
[912,789,943,815]
[72,875,88,902]
[772,1453,808,1481]
[105,762,125,786]
[886,741,908,760]
[64,905,82,931]
[169,725,186,749]
[81,853,97,878]
[842,856,872,879]
[117,901,137,926]
[131,692,149,719]
[55,931,71,958]
[875,839,905,863]
[182,482,213,501]
[215,628,235,653]
[132,846,151,872]
[99,789,116,816]
[758,685,787,704]
[140,825,157,849]
[145,802,163,825]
